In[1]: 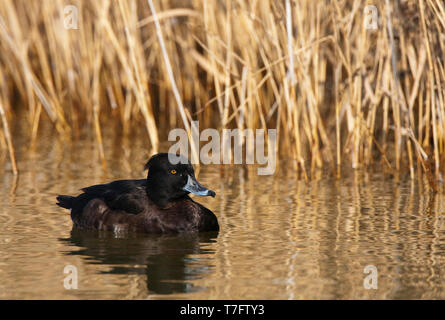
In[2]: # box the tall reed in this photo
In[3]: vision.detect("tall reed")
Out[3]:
[0,0,444,181]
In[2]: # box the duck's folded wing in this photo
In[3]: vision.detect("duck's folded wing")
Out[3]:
[81,179,147,214]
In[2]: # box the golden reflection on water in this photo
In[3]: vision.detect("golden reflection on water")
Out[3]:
[0,123,444,299]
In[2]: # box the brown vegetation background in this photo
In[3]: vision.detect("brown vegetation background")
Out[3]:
[0,0,444,181]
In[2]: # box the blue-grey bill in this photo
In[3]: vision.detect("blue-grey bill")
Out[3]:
[183,175,216,197]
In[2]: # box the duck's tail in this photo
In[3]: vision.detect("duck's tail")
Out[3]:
[56,195,74,209]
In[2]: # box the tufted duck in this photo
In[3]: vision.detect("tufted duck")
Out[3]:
[56,153,219,233]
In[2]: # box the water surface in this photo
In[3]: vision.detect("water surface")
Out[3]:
[1,124,444,299]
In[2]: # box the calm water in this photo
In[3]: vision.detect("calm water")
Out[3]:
[1,124,445,299]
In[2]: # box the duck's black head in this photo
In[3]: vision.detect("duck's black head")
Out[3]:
[144,153,216,207]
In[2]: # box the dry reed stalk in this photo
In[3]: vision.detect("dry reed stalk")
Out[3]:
[121,0,159,152]
[92,31,106,170]
[0,100,17,175]
[147,0,197,162]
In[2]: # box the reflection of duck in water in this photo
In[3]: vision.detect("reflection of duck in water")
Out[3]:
[60,228,219,295]
[57,153,219,234]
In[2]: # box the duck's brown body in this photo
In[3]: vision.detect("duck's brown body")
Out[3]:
[69,189,218,233]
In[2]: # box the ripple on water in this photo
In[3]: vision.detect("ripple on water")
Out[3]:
[1,132,445,298]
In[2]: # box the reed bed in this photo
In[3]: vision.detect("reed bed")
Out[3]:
[0,0,444,181]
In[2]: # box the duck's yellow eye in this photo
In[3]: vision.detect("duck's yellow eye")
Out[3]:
[170,169,177,174]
